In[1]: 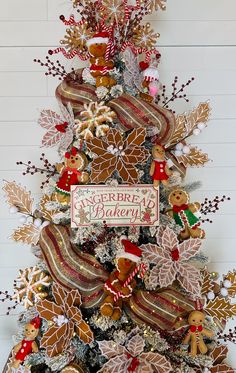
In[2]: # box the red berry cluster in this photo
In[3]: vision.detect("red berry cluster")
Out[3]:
[218,327,236,344]
[16,153,57,189]
[0,290,18,315]
[200,195,231,223]
[34,56,72,80]
[157,76,195,113]
[80,222,116,255]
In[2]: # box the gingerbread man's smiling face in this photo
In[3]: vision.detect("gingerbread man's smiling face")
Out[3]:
[169,189,189,207]
[117,257,136,275]
[188,311,205,327]
[65,152,88,170]
[89,43,107,57]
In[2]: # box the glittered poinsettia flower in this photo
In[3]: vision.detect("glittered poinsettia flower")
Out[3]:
[141,226,202,298]
[36,283,94,357]
[86,127,149,184]
[98,333,172,373]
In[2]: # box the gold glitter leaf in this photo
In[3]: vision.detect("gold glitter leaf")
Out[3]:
[3,180,33,214]
[176,147,209,167]
[12,224,41,246]
[205,297,236,321]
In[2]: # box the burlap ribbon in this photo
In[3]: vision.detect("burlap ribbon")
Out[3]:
[39,224,108,308]
[108,94,186,177]
[125,288,195,332]
[39,225,195,331]
[55,70,97,117]
[108,94,175,144]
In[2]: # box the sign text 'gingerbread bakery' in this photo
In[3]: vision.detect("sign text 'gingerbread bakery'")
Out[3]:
[71,185,159,227]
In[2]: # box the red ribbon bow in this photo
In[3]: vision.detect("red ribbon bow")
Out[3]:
[190,325,203,332]
[65,147,78,159]
[172,204,189,213]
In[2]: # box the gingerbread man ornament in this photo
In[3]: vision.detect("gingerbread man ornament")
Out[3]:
[54,147,89,204]
[182,311,214,356]
[149,144,172,189]
[12,317,40,369]
[100,240,144,321]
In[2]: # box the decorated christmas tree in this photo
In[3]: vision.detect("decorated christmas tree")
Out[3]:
[1,1,236,372]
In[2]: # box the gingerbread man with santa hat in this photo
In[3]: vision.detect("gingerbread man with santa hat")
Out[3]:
[86,31,116,88]
[100,239,145,321]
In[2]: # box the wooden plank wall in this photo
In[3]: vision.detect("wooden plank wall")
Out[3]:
[0,0,236,368]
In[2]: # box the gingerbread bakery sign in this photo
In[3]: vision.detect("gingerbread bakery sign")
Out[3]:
[71,185,159,227]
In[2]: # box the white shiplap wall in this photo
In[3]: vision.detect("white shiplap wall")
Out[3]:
[0,0,236,369]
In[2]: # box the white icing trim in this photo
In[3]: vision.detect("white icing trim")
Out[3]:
[116,252,140,263]
[87,37,109,46]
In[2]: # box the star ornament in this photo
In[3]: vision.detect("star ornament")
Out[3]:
[86,128,149,184]
[36,283,94,357]
[141,226,202,298]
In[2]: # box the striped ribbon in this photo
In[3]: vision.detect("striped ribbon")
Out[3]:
[39,225,194,331]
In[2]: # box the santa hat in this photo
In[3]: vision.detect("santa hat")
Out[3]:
[143,66,159,82]
[117,240,142,263]
[30,316,41,329]
[87,32,109,47]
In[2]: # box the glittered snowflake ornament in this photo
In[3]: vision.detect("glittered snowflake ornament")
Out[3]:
[13,266,52,308]
[98,333,172,373]
[141,226,202,298]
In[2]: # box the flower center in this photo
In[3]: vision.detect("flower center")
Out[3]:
[107,144,125,156]
[53,314,69,327]
[171,247,180,261]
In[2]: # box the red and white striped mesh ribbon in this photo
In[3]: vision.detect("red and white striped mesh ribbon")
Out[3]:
[49,47,89,60]
[194,298,204,310]
[61,14,81,26]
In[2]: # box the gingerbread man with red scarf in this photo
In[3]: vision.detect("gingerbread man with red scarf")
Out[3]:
[12,317,40,368]
[54,147,89,204]
[182,310,213,356]
[149,144,172,189]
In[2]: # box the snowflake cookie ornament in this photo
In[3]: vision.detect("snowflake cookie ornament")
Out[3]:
[12,266,52,309]
[75,101,116,140]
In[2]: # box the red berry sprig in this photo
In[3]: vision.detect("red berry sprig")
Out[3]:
[0,290,18,315]
[16,153,57,189]
[80,222,116,255]
[33,56,72,80]
[157,76,195,113]
[217,327,236,344]
[200,195,231,223]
